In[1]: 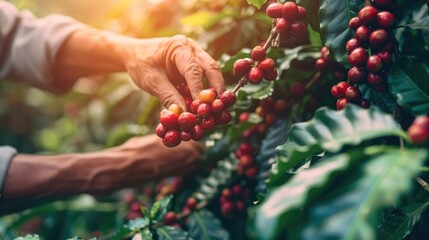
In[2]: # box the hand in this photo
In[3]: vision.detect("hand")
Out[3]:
[120,35,226,109]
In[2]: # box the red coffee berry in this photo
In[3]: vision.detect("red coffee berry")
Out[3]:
[163,130,181,147]
[251,46,266,62]
[232,184,242,196]
[369,29,388,49]
[178,112,198,130]
[345,86,362,102]
[349,47,368,67]
[348,67,367,84]
[366,55,383,73]
[260,97,276,111]
[358,6,378,25]
[201,116,216,130]
[160,110,180,129]
[221,201,235,216]
[156,123,167,138]
[374,0,393,7]
[336,98,348,110]
[282,2,299,20]
[211,99,225,113]
[377,11,395,29]
[190,100,201,114]
[367,73,384,85]
[255,106,266,117]
[377,51,393,68]
[245,167,259,178]
[331,85,340,99]
[233,59,252,77]
[297,6,307,21]
[266,2,284,18]
[258,58,276,72]
[265,112,278,126]
[248,67,264,84]
[360,98,370,108]
[336,81,351,98]
[186,197,198,210]
[290,21,308,38]
[382,41,394,52]
[264,68,278,81]
[235,200,247,212]
[197,103,212,119]
[239,143,253,155]
[355,25,371,44]
[222,188,233,199]
[346,38,362,54]
[315,58,328,71]
[290,82,306,99]
[274,99,289,114]
[349,17,362,30]
[276,18,291,33]
[181,130,192,141]
[191,125,204,141]
[198,89,217,103]
[240,154,254,169]
[214,110,232,125]
[321,46,330,60]
[164,211,178,225]
[220,90,237,108]
[168,104,184,115]
[408,116,429,145]
[239,112,250,123]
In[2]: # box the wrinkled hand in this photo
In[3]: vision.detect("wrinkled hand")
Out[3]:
[121,35,225,109]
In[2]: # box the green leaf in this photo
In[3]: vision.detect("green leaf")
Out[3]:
[156,226,193,240]
[397,15,429,31]
[388,56,429,116]
[188,209,230,240]
[139,228,154,240]
[256,149,367,240]
[268,105,406,187]
[112,218,150,240]
[151,195,173,222]
[378,202,429,240]
[278,45,321,71]
[246,81,275,100]
[296,0,321,32]
[301,148,428,240]
[319,0,364,65]
[246,0,267,9]
[14,235,40,240]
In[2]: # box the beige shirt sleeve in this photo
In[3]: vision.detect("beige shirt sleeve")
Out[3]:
[0,0,86,93]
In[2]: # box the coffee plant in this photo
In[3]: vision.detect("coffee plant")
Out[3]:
[2,0,429,239]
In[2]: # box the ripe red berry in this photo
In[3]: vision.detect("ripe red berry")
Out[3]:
[222,188,233,199]
[164,211,178,225]
[211,99,225,113]
[321,46,330,60]
[198,89,217,103]
[355,25,371,44]
[331,85,340,99]
[239,112,250,123]
[251,46,266,62]
[336,81,351,98]
[191,125,204,141]
[156,123,167,138]
[336,98,348,110]
[264,68,278,81]
[315,58,328,71]
[374,0,394,7]
[349,47,368,67]
[235,200,247,212]
[201,116,216,130]
[377,51,393,68]
[366,55,383,73]
[266,2,284,18]
[348,67,367,84]
[274,99,289,114]
[258,58,276,72]
[358,6,378,25]
[377,11,395,29]
[369,29,388,49]
[233,59,252,77]
[239,143,254,155]
[214,110,232,125]
[290,21,308,38]
[178,112,198,130]
[346,38,362,54]
[408,116,429,145]
[160,110,180,129]
[186,197,198,210]
[163,130,181,147]
[197,103,212,119]
[265,113,278,126]
[245,167,259,178]
[297,6,307,21]
[276,18,291,33]
[282,2,299,20]
[260,97,276,111]
[240,154,254,169]
[367,73,384,85]
[190,100,201,114]
[290,82,306,99]
[349,17,362,30]
[220,90,237,108]
[232,184,242,196]
[181,130,192,141]
[221,201,235,216]
[248,67,264,84]
[168,104,184,115]
[345,86,362,102]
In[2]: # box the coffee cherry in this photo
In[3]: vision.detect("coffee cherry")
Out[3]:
[197,103,212,119]
[331,85,340,99]
[266,2,284,18]
[198,89,217,103]
[290,21,308,38]
[214,110,232,125]
[221,201,235,216]
[315,58,328,71]
[240,155,254,169]
[235,200,247,212]
[255,106,266,117]
[408,116,429,145]
[349,17,362,30]
[274,99,289,114]
[251,46,266,62]
[222,188,233,199]
[258,58,276,72]
[290,82,306,99]
[348,67,367,84]
[239,143,254,155]
[346,38,362,54]
[181,130,192,141]
[264,68,278,81]
[186,197,198,210]
[358,6,378,25]
[367,73,384,85]
[232,184,242,196]
[178,112,198,130]
[201,116,216,130]
[164,211,178,225]
[377,51,393,68]
[239,112,250,123]
[276,18,291,33]
[366,55,383,73]
[374,0,394,7]
[369,29,388,49]
[321,46,330,60]
[233,59,252,77]
[260,97,275,111]
[297,6,307,21]
[163,130,181,147]
[382,41,394,52]
[160,110,180,129]
[336,98,348,110]
[211,99,225,113]
[265,113,277,126]
[248,67,264,84]
[191,125,204,141]
[336,81,351,98]
[360,98,370,108]
[190,100,201,114]
[168,104,184,115]
[220,90,236,108]
[282,2,299,20]
[349,47,368,67]
[245,167,259,178]
[377,11,395,29]
[156,123,167,138]
[345,86,362,102]
[355,25,371,44]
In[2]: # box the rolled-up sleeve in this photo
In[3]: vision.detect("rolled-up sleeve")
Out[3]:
[0,1,86,93]
[0,146,16,198]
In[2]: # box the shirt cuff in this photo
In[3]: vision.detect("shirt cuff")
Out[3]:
[0,146,17,199]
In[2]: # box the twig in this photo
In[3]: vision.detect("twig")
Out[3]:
[263,28,278,51]
[415,177,429,192]
[233,76,249,94]
[305,71,322,89]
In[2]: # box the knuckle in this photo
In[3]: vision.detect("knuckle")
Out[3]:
[207,59,221,71]
[185,62,203,77]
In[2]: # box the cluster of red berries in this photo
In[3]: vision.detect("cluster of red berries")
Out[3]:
[255,96,289,127]
[266,1,308,40]
[219,184,253,217]
[156,88,237,147]
[235,143,259,178]
[408,116,429,145]
[233,46,277,84]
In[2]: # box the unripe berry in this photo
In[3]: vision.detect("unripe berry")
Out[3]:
[345,86,362,102]
[366,55,383,73]
[264,68,278,81]
[349,17,362,30]
[168,104,184,115]
[220,90,237,108]
[369,29,388,49]
[164,211,178,225]
[349,47,368,67]
[186,197,198,210]
[355,25,371,44]
[156,123,167,138]
[211,99,225,113]
[290,82,306,99]
[178,112,198,130]
[181,130,192,141]
[198,89,217,103]
[282,2,299,20]
[358,6,378,25]
[290,21,308,38]
[214,110,232,125]
[160,110,179,129]
[266,2,284,18]
[251,46,266,62]
[240,154,254,169]
[377,11,395,29]
[346,38,362,54]
[297,6,307,21]
[336,98,348,110]
[348,67,367,84]
[233,59,252,77]
[367,73,384,85]
[163,130,181,147]
[258,58,276,72]
[255,106,266,117]
[248,67,264,84]
[190,100,201,114]
[276,18,291,33]
[191,125,204,141]
[201,116,216,130]
[336,81,351,98]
